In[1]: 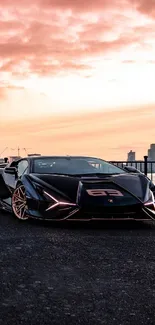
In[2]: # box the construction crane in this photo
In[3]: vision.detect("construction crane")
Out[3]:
[10,147,32,156]
[23,148,32,156]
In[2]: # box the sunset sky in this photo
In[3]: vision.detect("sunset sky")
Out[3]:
[0,0,155,160]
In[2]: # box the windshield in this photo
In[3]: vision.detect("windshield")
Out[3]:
[32,157,126,175]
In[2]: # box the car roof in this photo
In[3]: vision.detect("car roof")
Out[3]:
[20,155,106,161]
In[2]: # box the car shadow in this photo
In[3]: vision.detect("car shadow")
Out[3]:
[28,218,155,231]
[1,210,155,231]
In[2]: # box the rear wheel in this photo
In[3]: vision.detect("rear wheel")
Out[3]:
[12,184,28,220]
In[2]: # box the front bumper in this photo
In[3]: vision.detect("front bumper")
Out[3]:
[27,203,155,221]
[26,181,155,221]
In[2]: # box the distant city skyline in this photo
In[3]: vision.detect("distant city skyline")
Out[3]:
[0,105,155,162]
[127,144,155,161]
[1,141,155,162]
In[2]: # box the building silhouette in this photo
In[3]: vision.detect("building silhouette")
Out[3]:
[148,144,155,161]
[147,144,155,173]
[127,150,136,161]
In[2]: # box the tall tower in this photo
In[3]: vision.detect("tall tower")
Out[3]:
[148,144,155,160]
[127,150,135,161]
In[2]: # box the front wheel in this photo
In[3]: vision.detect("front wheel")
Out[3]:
[12,184,28,220]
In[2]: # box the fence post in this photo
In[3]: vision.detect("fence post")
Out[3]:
[144,155,148,176]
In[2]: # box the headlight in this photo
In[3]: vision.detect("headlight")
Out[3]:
[43,190,58,203]
[43,190,76,211]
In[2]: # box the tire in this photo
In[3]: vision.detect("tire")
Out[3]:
[11,184,28,220]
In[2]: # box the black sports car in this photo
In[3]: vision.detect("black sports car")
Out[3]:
[0,155,155,221]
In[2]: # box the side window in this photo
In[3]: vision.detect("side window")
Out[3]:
[17,160,28,178]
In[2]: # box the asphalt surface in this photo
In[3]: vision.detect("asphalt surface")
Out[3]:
[0,212,155,325]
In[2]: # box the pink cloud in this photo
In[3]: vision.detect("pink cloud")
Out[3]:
[0,0,126,11]
[0,31,138,77]
[0,20,23,31]
[132,0,155,17]
[0,0,154,79]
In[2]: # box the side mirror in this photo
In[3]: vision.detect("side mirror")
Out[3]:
[124,166,141,173]
[4,167,17,175]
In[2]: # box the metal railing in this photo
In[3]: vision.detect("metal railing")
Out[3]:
[110,156,155,182]
[0,156,155,182]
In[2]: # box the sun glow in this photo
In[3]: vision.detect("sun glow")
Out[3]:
[5,57,155,119]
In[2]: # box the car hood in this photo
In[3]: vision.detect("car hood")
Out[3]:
[28,172,150,202]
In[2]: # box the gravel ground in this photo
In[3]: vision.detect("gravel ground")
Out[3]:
[0,211,155,325]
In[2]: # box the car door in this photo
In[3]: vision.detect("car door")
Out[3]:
[2,160,29,207]
[2,160,19,191]
[3,159,28,191]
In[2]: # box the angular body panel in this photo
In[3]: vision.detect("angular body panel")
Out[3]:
[0,155,154,221]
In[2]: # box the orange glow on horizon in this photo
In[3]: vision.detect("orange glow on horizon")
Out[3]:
[0,105,155,161]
